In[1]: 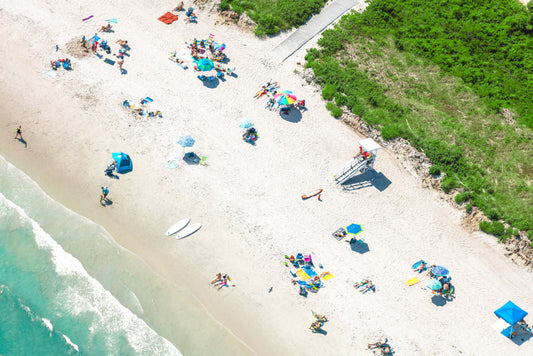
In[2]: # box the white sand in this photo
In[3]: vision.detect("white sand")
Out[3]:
[1,0,533,354]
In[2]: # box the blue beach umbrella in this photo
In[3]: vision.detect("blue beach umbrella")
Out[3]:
[345,223,363,236]
[177,135,195,147]
[427,280,442,291]
[197,58,214,71]
[239,118,254,129]
[432,266,449,277]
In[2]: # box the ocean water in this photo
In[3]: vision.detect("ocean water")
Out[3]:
[0,154,251,356]
[0,155,181,355]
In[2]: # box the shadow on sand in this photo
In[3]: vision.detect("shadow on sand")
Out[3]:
[342,169,391,192]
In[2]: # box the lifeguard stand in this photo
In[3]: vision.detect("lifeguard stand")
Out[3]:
[334,138,381,184]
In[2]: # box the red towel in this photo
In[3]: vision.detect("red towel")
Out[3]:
[158,12,178,24]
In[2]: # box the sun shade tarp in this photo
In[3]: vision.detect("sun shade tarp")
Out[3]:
[494,301,528,325]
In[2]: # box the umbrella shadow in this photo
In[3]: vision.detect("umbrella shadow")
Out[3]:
[342,170,391,192]
[348,240,370,254]
[202,77,220,88]
[431,294,447,307]
[278,107,302,123]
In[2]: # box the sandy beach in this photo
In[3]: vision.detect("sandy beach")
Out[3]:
[2,0,533,354]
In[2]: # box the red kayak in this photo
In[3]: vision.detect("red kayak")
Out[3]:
[301,189,323,200]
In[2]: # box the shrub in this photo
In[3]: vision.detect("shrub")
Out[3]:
[454,193,467,204]
[487,208,499,221]
[440,175,458,193]
[479,221,505,237]
[326,102,343,118]
[220,0,230,11]
[322,84,336,100]
[465,203,473,212]
[429,165,441,176]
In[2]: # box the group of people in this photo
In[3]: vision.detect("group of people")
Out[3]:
[122,100,162,118]
[79,34,128,72]
[189,38,225,63]
[211,273,232,290]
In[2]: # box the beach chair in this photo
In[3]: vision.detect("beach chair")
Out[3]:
[199,156,208,166]
[304,254,312,265]
[412,260,428,273]
[197,74,206,81]
[216,71,224,79]
[296,253,304,265]
[226,67,235,76]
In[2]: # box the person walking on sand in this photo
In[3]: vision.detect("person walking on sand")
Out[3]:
[14,125,22,139]
[100,186,109,204]
[118,59,124,71]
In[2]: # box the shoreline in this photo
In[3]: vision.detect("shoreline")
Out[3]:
[2,1,533,354]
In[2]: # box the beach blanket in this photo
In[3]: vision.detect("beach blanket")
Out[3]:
[104,58,115,65]
[42,70,58,78]
[295,269,311,281]
[406,277,420,286]
[82,15,94,22]
[158,12,178,24]
[302,265,317,278]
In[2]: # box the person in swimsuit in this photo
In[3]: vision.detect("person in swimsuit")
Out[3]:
[14,125,22,139]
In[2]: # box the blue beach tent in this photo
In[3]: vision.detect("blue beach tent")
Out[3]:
[495,301,528,325]
[112,152,132,173]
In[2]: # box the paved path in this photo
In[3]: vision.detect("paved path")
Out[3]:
[272,0,367,62]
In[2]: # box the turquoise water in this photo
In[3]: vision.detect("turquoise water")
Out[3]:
[0,155,181,355]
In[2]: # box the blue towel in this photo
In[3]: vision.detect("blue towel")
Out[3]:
[302,265,317,278]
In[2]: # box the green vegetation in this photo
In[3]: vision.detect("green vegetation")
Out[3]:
[305,0,533,239]
[219,0,328,36]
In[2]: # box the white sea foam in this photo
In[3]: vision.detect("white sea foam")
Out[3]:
[62,334,80,352]
[1,194,182,355]
[42,318,54,333]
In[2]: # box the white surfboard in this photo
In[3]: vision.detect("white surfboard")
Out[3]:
[166,218,190,236]
[175,223,202,240]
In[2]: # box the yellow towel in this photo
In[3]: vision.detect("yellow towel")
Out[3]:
[406,277,420,286]
[321,272,334,281]
[295,269,310,281]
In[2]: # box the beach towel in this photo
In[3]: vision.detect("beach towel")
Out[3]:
[302,265,317,278]
[207,33,215,45]
[104,58,115,65]
[320,272,334,281]
[88,35,100,44]
[295,269,311,281]
[406,277,420,286]
[106,18,118,23]
[144,97,153,102]
[82,15,94,22]
[42,70,58,78]
[158,12,178,24]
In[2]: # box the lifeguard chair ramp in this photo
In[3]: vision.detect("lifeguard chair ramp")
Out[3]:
[334,138,381,184]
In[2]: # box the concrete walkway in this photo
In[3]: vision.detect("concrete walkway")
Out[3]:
[272,0,367,62]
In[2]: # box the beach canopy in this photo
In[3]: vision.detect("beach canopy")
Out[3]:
[111,152,132,173]
[494,301,528,325]
[345,223,363,236]
[88,35,100,44]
